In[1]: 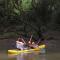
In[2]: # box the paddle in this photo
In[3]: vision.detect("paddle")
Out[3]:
[36,39,41,45]
[28,35,33,44]
[30,35,33,41]
[22,38,26,44]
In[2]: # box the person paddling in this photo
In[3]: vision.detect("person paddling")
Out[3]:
[16,36,27,50]
[28,35,38,49]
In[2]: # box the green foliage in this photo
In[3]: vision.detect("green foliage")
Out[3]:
[7,0,33,15]
[0,0,60,38]
[13,8,20,15]
[21,0,32,11]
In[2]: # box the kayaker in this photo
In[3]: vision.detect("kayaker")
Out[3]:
[29,41,38,49]
[16,37,27,50]
[28,35,39,48]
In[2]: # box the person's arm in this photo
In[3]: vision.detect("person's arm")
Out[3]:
[16,41,21,44]
[16,38,23,44]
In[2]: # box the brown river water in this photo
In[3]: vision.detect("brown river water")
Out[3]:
[7,51,60,60]
[0,31,60,60]
[0,50,59,60]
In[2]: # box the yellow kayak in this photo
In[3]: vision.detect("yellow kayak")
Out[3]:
[8,44,45,55]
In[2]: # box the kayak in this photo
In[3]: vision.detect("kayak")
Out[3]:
[8,44,45,55]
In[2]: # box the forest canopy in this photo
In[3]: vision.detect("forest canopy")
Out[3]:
[0,0,60,39]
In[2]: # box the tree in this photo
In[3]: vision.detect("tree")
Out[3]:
[0,0,60,39]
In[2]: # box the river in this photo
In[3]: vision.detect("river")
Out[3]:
[0,44,60,60]
[0,31,60,60]
[8,51,60,60]
[0,51,60,60]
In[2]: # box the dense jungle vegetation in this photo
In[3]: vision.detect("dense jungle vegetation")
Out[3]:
[0,0,60,39]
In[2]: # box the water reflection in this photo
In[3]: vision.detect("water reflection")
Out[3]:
[0,51,7,60]
[17,53,33,60]
[8,51,60,60]
[16,51,46,60]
